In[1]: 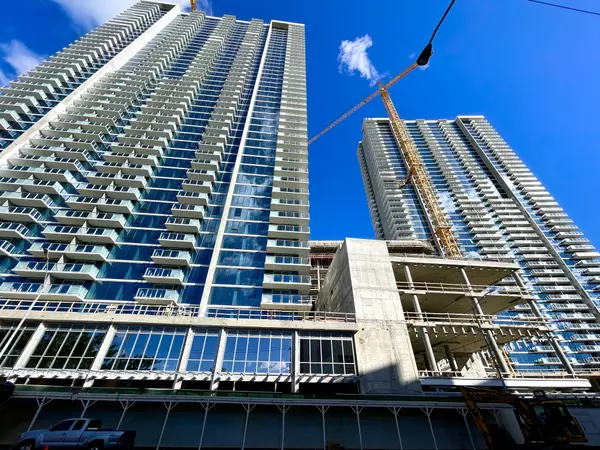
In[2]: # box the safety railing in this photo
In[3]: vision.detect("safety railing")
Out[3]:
[403,311,547,328]
[396,281,530,297]
[0,299,356,323]
[419,369,580,379]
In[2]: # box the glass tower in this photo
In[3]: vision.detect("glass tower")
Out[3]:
[359,116,600,374]
[0,2,340,391]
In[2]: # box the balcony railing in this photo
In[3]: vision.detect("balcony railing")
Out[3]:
[0,300,357,323]
[396,281,530,297]
[403,311,547,328]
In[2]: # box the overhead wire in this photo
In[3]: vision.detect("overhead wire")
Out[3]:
[526,0,600,17]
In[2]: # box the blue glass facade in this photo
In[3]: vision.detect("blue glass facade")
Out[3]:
[359,116,600,374]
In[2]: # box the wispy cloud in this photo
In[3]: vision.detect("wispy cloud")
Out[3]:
[338,34,382,86]
[50,0,213,30]
[0,40,44,87]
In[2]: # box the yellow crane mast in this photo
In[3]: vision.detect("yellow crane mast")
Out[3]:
[379,87,462,257]
[190,0,197,11]
[307,1,460,257]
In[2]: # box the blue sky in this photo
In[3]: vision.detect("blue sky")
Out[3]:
[1,0,599,245]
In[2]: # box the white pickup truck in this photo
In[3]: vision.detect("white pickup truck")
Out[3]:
[12,418,136,450]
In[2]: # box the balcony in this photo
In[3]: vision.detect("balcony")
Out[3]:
[86,172,147,189]
[170,203,204,219]
[0,240,18,257]
[264,255,310,274]
[186,169,216,183]
[271,197,309,213]
[165,217,201,233]
[263,273,311,294]
[28,242,110,262]
[151,249,191,267]
[269,210,310,226]
[181,179,213,194]
[2,192,54,208]
[176,191,209,206]
[0,206,44,224]
[104,152,159,167]
[66,196,133,214]
[191,159,219,172]
[134,287,179,305]
[268,224,309,239]
[20,179,64,196]
[74,183,140,201]
[55,210,126,228]
[266,239,309,256]
[43,225,119,244]
[158,232,196,249]
[260,293,313,311]
[0,222,30,239]
[0,282,88,302]
[143,267,185,285]
[53,263,99,280]
[196,144,223,160]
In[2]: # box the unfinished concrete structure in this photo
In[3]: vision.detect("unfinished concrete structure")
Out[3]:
[317,238,589,394]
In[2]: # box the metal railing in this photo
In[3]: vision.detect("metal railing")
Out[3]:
[403,311,547,327]
[419,369,580,379]
[0,299,356,323]
[396,281,529,297]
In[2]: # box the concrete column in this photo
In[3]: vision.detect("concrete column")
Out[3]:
[173,327,194,389]
[460,268,510,376]
[84,324,116,387]
[292,330,300,393]
[210,328,227,390]
[444,345,459,372]
[459,268,473,291]
[403,265,415,289]
[13,323,46,369]
[410,290,439,373]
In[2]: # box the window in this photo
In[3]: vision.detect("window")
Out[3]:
[186,330,219,372]
[26,325,107,370]
[0,323,35,368]
[222,330,292,374]
[299,333,356,375]
[50,420,75,432]
[72,420,86,431]
[101,326,185,372]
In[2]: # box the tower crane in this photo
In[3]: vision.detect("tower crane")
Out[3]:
[308,0,462,258]
[190,0,197,11]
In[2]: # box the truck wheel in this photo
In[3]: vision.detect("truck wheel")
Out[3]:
[16,440,34,450]
[86,442,103,450]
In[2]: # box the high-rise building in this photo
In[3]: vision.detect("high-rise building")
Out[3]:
[0,1,325,392]
[1,3,598,448]
[358,115,600,374]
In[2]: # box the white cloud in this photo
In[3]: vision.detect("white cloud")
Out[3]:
[51,0,213,30]
[338,34,382,86]
[0,40,45,87]
[1,41,44,76]
[0,69,9,88]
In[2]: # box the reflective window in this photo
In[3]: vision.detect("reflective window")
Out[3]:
[27,325,107,370]
[101,326,185,371]
[0,322,35,368]
[186,330,219,372]
[222,330,292,374]
[299,333,356,375]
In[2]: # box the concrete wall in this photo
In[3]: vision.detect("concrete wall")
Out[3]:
[317,238,421,395]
